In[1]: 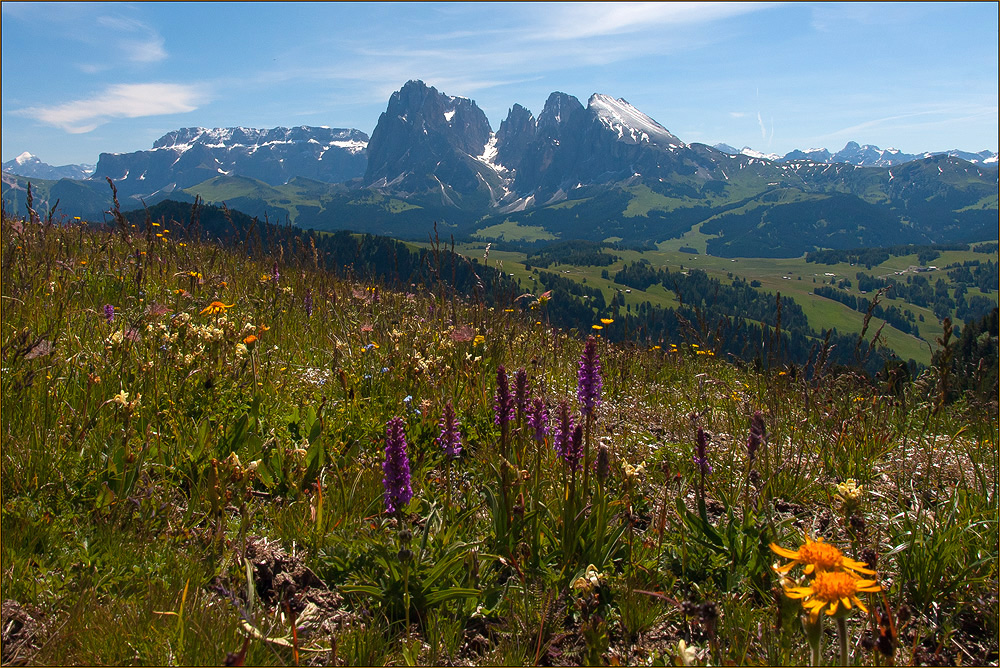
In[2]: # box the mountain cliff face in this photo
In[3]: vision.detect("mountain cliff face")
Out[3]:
[365,84,733,210]
[91,126,368,201]
[363,80,504,209]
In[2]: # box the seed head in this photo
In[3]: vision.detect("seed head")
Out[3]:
[747,410,765,467]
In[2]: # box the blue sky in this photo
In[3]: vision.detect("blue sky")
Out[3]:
[2,2,997,166]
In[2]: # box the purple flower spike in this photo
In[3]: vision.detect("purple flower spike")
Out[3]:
[527,396,549,443]
[272,261,280,283]
[494,365,514,427]
[304,288,313,318]
[553,399,574,464]
[693,427,712,476]
[438,401,463,459]
[514,368,529,423]
[577,336,603,416]
[103,304,115,324]
[383,417,412,514]
[566,424,584,473]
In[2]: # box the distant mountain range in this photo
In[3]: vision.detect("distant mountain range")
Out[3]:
[3,80,997,257]
[2,152,94,180]
[712,142,998,167]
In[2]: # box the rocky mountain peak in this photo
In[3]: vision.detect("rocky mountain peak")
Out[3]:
[363,80,499,208]
[495,104,537,171]
[537,92,585,130]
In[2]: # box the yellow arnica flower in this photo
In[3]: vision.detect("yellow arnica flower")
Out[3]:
[783,569,881,621]
[200,300,234,315]
[601,318,614,325]
[771,534,875,576]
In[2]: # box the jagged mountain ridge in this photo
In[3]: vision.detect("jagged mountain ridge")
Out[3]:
[714,141,998,167]
[3,80,997,258]
[363,81,727,211]
[90,125,368,202]
[363,80,502,210]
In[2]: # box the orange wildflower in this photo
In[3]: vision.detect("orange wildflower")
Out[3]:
[199,301,234,316]
[771,533,875,576]
[782,569,881,621]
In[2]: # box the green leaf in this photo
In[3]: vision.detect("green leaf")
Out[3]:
[340,584,383,600]
[227,412,250,450]
[424,587,480,606]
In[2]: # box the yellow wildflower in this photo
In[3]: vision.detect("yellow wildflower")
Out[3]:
[592,324,603,330]
[771,533,875,576]
[601,318,614,325]
[834,479,864,512]
[473,334,485,346]
[783,569,881,621]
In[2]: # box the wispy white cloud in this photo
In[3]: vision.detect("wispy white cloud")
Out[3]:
[254,2,778,113]
[818,106,997,143]
[96,14,167,64]
[19,83,206,133]
[524,2,775,41]
[3,5,169,69]
[810,3,928,33]
[729,111,748,118]
[118,37,167,64]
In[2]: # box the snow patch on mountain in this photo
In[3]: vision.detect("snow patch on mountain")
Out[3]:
[739,147,780,161]
[475,134,505,174]
[587,94,684,148]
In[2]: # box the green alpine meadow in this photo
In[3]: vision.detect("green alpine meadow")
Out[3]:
[1,196,996,665]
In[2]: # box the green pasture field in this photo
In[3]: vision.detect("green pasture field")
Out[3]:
[434,240,999,367]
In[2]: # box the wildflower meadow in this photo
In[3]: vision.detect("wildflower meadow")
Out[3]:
[1,205,997,666]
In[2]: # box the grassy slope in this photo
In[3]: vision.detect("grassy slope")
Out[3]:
[2,214,998,666]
